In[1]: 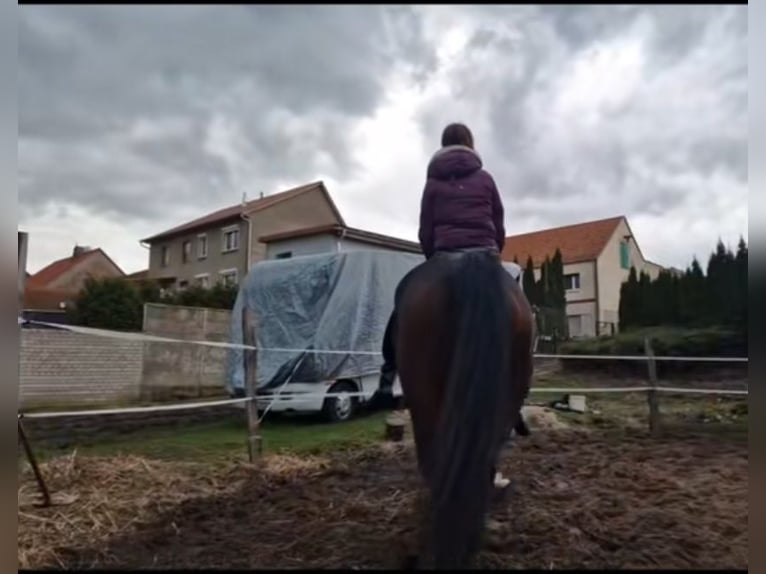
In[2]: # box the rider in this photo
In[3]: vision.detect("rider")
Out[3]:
[369,122,530,436]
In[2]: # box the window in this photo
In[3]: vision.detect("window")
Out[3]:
[275,251,292,260]
[219,268,238,286]
[182,240,191,263]
[197,234,208,259]
[195,274,210,289]
[564,273,581,291]
[160,245,170,267]
[567,315,582,337]
[620,241,630,270]
[178,280,189,290]
[222,226,240,253]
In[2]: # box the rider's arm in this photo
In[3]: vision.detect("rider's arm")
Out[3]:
[490,177,506,252]
[418,184,435,258]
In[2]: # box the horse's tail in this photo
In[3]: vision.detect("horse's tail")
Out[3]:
[430,251,512,569]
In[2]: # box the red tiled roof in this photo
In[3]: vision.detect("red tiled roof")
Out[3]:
[23,287,78,311]
[141,180,346,243]
[502,216,624,266]
[27,248,125,289]
[27,249,96,288]
[259,224,422,254]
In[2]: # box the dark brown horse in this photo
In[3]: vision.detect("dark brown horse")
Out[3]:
[394,249,534,569]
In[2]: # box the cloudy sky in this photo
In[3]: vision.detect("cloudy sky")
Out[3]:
[19,5,747,274]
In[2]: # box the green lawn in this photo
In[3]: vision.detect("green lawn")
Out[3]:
[33,411,391,463]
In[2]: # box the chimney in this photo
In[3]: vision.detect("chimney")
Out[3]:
[72,245,91,257]
[259,191,264,199]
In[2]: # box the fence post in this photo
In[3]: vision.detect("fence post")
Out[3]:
[242,308,262,462]
[644,337,661,436]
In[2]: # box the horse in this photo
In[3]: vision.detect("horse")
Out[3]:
[392,249,534,569]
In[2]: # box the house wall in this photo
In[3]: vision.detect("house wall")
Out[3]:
[147,218,249,288]
[264,234,416,259]
[47,252,124,290]
[265,233,339,259]
[248,187,342,265]
[596,218,662,334]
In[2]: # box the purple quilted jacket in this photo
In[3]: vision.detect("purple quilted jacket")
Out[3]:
[418,145,506,258]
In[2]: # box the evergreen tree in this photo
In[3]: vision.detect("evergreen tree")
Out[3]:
[550,249,567,310]
[638,271,652,326]
[537,256,552,307]
[618,266,639,330]
[680,257,707,326]
[734,236,748,331]
[522,256,538,306]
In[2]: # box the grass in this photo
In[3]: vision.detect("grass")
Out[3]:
[32,411,391,464]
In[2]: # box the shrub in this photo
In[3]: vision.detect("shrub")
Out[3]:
[558,327,747,377]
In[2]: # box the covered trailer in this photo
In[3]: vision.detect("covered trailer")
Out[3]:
[226,250,522,422]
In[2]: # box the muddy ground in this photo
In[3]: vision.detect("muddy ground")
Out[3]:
[18,426,747,570]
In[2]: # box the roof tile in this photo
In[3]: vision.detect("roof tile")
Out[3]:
[502,216,624,266]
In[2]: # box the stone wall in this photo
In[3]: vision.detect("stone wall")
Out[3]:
[19,328,143,409]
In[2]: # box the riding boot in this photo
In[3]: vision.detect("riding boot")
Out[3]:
[367,363,397,411]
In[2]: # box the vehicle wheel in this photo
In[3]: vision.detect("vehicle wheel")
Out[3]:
[322,380,358,423]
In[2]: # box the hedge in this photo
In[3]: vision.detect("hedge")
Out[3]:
[558,327,747,377]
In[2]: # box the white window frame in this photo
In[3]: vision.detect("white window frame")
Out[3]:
[197,233,208,259]
[219,268,239,286]
[194,273,210,289]
[221,225,240,253]
[564,273,581,292]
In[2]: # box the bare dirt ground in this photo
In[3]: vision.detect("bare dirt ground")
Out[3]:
[18,425,747,570]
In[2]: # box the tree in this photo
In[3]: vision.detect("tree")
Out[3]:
[522,256,538,306]
[618,267,639,330]
[680,257,708,326]
[550,249,566,310]
[69,277,144,331]
[734,236,748,331]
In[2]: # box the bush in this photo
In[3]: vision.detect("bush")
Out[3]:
[558,327,747,377]
[68,277,144,331]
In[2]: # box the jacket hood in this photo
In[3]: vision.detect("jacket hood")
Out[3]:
[427,145,483,180]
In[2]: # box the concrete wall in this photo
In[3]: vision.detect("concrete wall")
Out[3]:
[147,218,248,288]
[141,303,233,401]
[19,328,143,409]
[18,303,236,409]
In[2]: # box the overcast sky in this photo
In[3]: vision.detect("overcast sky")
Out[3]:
[19,5,747,274]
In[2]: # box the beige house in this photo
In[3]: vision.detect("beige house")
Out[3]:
[139,181,345,289]
[502,216,663,338]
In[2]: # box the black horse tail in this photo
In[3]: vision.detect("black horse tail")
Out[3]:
[430,251,512,569]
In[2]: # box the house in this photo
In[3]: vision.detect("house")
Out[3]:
[23,245,125,320]
[502,215,663,338]
[259,224,422,259]
[140,181,345,290]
